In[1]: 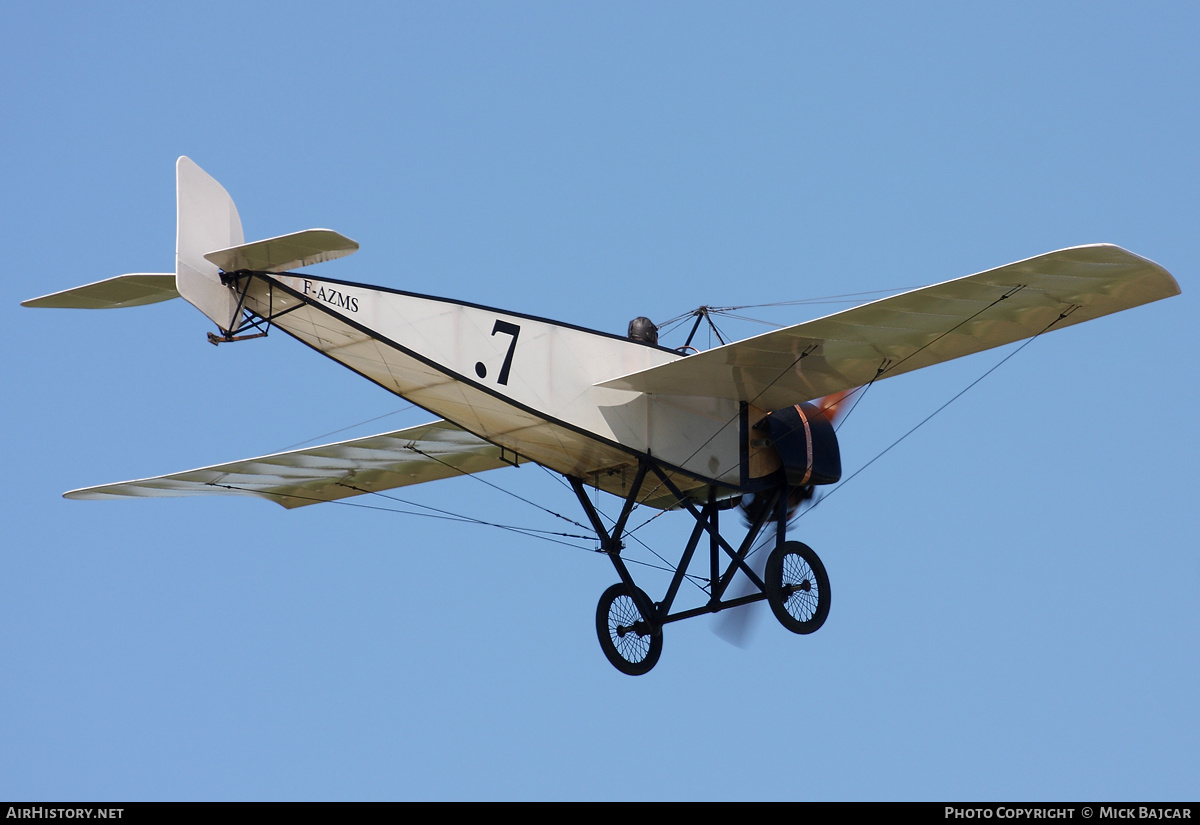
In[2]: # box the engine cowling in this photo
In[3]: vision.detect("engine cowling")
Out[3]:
[760,402,842,487]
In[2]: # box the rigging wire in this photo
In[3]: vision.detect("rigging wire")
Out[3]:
[794,306,1078,521]
[202,480,595,551]
[831,375,876,433]
[254,287,1066,591]
[654,285,923,330]
[313,431,705,584]
[402,444,593,533]
[703,312,788,329]
[698,285,924,313]
[632,285,1027,508]
[655,314,699,340]
[626,504,671,536]
[342,484,595,544]
[246,300,1066,590]
[532,463,710,590]
[276,404,417,451]
[707,315,730,346]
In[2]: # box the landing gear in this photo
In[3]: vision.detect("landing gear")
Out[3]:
[571,460,833,676]
[596,583,662,676]
[765,540,830,634]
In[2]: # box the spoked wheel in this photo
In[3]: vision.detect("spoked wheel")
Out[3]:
[596,583,662,675]
[765,540,830,634]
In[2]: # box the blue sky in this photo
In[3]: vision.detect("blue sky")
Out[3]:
[3,1,1197,800]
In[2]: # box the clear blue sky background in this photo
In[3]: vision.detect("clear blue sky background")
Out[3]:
[3,1,1197,801]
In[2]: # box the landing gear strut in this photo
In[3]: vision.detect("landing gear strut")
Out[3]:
[570,458,831,675]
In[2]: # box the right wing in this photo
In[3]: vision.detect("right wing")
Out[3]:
[65,419,523,509]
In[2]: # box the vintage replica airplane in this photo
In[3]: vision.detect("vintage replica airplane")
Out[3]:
[24,158,1180,674]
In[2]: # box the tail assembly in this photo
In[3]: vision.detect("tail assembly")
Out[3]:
[23,157,359,336]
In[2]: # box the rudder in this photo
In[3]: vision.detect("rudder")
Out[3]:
[176,156,244,333]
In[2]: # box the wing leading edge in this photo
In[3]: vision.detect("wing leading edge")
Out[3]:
[65,419,523,509]
[598,244,1180,409]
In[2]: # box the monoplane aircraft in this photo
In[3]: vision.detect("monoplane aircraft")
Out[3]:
[23,158,1180,674]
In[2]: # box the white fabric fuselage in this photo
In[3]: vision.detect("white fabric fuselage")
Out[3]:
[244,273,745,504]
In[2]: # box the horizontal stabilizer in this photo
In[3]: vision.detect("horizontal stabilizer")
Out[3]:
[203,229,358,273]
[64,419,522,509]
[598,245,1180,410]
[22,274,179,309]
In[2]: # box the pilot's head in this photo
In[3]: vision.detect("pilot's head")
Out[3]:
[627,316,658,345]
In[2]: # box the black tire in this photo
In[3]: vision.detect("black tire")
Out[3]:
[765,541,830,634]
[596,583,662,675]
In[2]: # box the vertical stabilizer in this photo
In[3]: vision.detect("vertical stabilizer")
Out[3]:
[176,157,244,333]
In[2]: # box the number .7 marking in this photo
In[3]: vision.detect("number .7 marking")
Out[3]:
[474,320,521,386]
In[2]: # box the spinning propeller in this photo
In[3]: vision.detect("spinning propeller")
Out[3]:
[714,390,852,647]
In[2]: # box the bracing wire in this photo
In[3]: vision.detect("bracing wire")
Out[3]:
[794,306,1078,521]
[532,463,709,590]
[276,404,417,451]
[255,287,1064,586]
[246,300,1066,583]
[654,285,922,331]
[402,444,593,533]
[632,285,1026,508]
[201,480,596,552]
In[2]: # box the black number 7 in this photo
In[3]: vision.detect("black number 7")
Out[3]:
[491,320,521,385]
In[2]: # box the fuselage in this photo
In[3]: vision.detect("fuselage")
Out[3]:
[239,270,750,506]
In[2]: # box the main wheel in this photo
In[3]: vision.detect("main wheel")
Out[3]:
[765,541,830,634]
[596,583,662,675]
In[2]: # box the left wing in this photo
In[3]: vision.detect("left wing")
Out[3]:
[65,419,523,509]
[598,244,1179,409]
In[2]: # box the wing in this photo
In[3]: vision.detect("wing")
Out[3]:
[65,419,523,509]
[598,244,1180,409]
